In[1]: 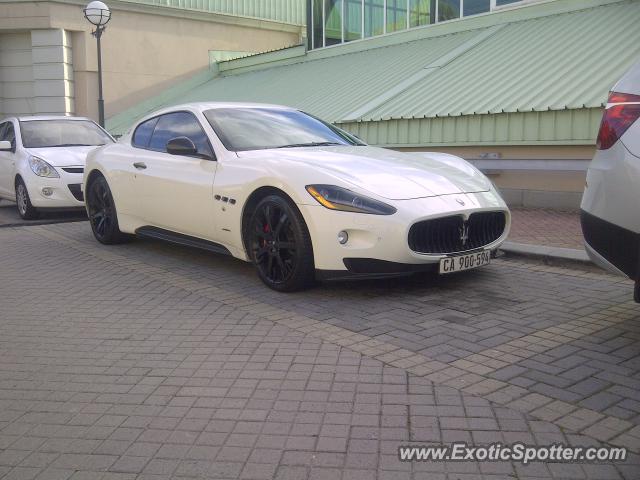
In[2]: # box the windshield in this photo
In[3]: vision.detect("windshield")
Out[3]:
[203,108,365,152]
[20,120,113,148]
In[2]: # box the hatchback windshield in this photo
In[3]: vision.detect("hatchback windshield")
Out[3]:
[20,120,113,148]
[204,108,365,152]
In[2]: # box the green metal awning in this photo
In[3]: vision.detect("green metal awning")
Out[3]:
[107,0,640,147]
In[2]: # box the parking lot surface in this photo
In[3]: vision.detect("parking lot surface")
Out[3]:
[507,208,583,250]
[0,222,639,480]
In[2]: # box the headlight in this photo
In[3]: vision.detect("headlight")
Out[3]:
[28,156,59,178]
[306,185,396,215]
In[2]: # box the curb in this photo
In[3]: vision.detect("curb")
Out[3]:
[0,218,87,228]
[499,241,593,266]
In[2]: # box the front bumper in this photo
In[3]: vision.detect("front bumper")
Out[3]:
[300,189,510,272]
[26,168,85,209]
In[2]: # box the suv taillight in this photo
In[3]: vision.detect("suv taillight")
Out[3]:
[596,91,640,150]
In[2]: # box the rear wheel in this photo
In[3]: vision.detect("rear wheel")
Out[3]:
[15,178,39,220]
[247,195,315,292]
[86,175,131,244]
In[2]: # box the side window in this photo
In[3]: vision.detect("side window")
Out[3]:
[3,123,16,150]
[148,112,214,159]
[0,123,6,141]
[132,117,158,148]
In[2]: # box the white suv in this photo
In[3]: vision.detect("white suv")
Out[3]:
[0,116,113,219]
[581,61,640,303]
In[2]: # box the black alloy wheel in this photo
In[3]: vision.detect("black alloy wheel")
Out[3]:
[248,195,315,292]
[86,176,131,244]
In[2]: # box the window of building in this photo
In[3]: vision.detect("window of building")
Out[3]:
[312,0,324,49]
[309,0,540,49]
[464,0,490,16]
[386,0,408,33]
[409,0,432,28]
[364,0,385,37]
[438,0,460,22]
[325,0,343,45]
[343,0,363,41]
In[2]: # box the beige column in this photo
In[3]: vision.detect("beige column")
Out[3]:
[30,28,74,115]
[0,32,35,117]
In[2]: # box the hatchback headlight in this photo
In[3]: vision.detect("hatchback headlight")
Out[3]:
[306,185,396,215]
[28,156,59,178]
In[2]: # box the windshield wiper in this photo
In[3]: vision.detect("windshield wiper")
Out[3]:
[274,142,344,149]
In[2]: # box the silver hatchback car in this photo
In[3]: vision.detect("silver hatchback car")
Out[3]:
[581,61,640,303]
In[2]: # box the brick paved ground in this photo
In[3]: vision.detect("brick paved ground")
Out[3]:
[0,223,639,479]
[508,208,584,250]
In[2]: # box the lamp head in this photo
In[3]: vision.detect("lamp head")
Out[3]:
[84,1,111,26]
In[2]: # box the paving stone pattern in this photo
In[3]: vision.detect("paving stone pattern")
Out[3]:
[508,208,584,250]
[0,222,639,480]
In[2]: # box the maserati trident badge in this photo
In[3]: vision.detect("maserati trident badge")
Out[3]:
[459,222,470,246]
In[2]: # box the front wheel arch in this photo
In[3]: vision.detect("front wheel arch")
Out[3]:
[245,193,316,291]
[14,175,39,219]
[14,174,25,190]
[85,173,132,244]
[241,186,307,256]
[85,169,106,193]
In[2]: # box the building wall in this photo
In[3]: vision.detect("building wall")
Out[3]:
[0,32,34,116]
[0,0,303,119]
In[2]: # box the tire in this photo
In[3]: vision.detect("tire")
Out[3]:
[86,175,132,245]
[15,178,39,220]
[247,194,315,292]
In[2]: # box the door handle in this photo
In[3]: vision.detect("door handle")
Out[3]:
[133,162,147,170]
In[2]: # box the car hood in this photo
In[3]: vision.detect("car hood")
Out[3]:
[25,146,100,167]
[237,146,490,200]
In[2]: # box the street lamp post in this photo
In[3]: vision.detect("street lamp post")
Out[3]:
[83,1,111,127]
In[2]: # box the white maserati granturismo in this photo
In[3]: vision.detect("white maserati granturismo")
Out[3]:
[83,103,510,291]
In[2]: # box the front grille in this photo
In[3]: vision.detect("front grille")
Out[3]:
[62,167,84,174]
[68,184,84,202]
[408,211,506,254]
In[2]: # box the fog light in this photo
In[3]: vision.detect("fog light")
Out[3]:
[42,187,53,196]
[337,230,348,245]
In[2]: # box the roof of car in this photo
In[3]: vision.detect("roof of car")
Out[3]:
[140,102,295,120]
[18,115,94,122]
[176,102,293,110]
[1,115,95,123]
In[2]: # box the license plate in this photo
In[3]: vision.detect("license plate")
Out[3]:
[439,250,491,274]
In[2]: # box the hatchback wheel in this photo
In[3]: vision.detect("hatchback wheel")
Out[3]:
[86,176,131,244]
[15,178,39,220]
[248,195,315,292]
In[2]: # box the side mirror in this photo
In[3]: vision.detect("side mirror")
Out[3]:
[0,140,12,152]
[166,136,198,157]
